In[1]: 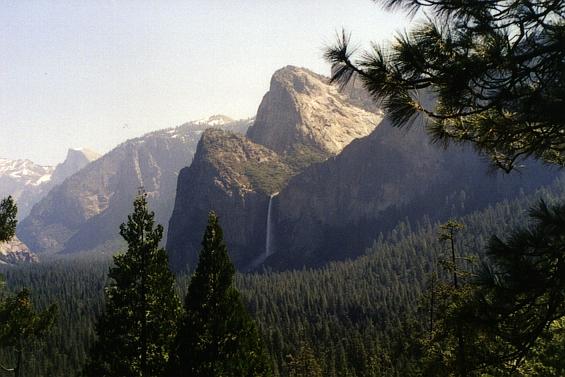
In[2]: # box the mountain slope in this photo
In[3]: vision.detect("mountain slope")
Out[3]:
[0,148,100,219]
[166,128,291,271]
[166,66,559,272]
[265,120,559,268]
[0,159,54,219]
[167,67,383,271]
[50,148,101,184]
[18,117,251,254]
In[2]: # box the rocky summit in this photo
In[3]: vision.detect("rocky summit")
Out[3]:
[246,66,382,156]
[0,158,54,220]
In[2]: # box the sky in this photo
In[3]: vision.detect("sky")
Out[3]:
[1,1,413,165]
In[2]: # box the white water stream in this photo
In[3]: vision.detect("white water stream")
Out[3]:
[265,192,278,257]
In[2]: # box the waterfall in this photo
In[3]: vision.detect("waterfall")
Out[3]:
[265,192,278,257]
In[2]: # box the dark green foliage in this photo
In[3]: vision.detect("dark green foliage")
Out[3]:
[282,144,330,171]
[461,201,565,373]
[0,289,56,377]
[520,317,565,376]
[244,144,330,194]
[325,0,565,171]
[3,180,565,376]
[169,212,271,377]
[0,197,17,243]
[244,160,294,194]
[286,343,322,377]
[85,193,180,377]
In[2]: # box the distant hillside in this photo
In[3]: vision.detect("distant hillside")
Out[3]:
[0,148,100,219]
[18,117,252,255]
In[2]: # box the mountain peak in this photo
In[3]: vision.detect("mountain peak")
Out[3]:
[246,66,382,156]
[67,147,101,162]
[51,147,100,185]
[195,114,234,126]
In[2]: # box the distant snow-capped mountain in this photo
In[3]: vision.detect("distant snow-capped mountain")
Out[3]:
[0,148,100,219]
[0,158,54,187]
[18,115,252,255]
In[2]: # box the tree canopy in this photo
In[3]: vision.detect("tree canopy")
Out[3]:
[85,192,180,377]
[0,196,17,242]
[325,0,565,171]
[169,211,272,377]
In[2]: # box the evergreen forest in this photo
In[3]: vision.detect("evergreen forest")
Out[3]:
[2,175,565,376]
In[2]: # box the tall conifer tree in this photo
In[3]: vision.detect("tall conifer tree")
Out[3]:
[169,211,271,377]
[85,192,180,377]
[0,196,56,377]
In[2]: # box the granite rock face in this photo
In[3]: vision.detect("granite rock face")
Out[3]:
[246,66,382,156]
[167,67,384,271]
[166,66,559,272]
[50,148,101,185]
[166,128,291,271]
[265,120,559,268]
[0,236,38,265]
[18,117,251,254]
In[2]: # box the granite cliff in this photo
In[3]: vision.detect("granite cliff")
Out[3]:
[247,66,381,157]
[166,66,559,271]
[167,128,292,270]
[18,117,251,254]
[265,120,558,268]
[167,66,383,271]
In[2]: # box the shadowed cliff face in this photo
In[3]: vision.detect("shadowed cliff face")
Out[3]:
[18,118,252,255]
[265,120,559,269]
[166,129,290,271]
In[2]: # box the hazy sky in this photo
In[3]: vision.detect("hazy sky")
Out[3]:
[1,1,412,165]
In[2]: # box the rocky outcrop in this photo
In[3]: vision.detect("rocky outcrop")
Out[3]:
[264,120,559,269]
[18,117,252,254]
[166,128,291,271]
[50,148,101,184]
[0,236,38,265]
[246,66,382,156]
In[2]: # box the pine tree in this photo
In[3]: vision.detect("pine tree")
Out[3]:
[85,192,180,377]
[0,196,17,242]
[0,289,56,377]
[169,211,272,377]
[467,201,565,373]
[0,196,56,377]
[325,0,565,171]
[286,342,323,377]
